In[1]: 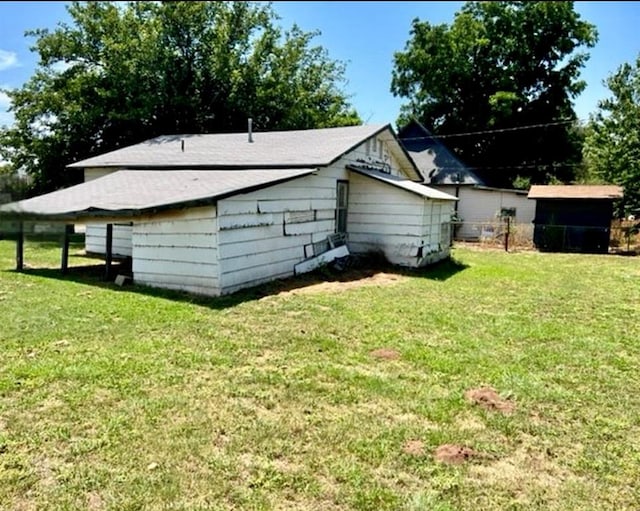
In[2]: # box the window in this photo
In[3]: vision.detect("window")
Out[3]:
[336,181,349,234]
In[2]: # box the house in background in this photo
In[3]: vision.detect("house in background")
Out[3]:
[398,119,535,240]
[528,185,624,253]
[1,124,457,296]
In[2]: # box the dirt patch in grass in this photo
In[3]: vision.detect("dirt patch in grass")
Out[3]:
[434,444,477,464]
[465,387,515,414]
[370,348,401,360]
[273,271,405,296]
[403,440,425,456]
[86,492,104,511]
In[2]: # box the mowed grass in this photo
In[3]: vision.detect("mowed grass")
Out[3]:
[1,240,640,510]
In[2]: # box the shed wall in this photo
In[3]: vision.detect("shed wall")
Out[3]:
[132,206,220,295]
[348,173,452,266]
[217,168,344,294]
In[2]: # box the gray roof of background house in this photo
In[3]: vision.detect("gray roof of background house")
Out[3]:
[69,124,391,169]
[528,185,624,200]
[398,119,484,185]
[347,166,458,201]
[0,168,316,220]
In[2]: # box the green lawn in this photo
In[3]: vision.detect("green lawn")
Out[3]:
[1,239,639,510]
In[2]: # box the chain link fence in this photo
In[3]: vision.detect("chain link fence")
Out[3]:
[453,219,640,254]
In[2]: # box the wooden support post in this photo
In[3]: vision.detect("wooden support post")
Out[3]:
[61,224,73,274]
[16,221,24,271]
[105,223,113,281]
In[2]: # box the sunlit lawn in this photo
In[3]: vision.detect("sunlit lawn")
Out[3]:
[1,239,639,510]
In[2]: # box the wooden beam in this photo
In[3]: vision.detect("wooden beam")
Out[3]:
[16,221,24,271]
[61,224,73,274]
[105,223,113,281]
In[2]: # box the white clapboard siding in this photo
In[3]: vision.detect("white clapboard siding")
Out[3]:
[132,206,220,296]
[432,185,535,240]
[348,173,452,267]
[216,168,348,294]
[85,223,133,257]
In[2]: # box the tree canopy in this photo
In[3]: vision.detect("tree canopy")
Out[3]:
[0,1,360,193]
[391,1,597,188]
[583,56,640,216]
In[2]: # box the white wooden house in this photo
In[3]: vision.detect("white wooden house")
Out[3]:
[1,124,457,296]
[399,119,534,239]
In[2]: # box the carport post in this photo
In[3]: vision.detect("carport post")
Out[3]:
[15,221,24,271]
[105,223,113,281]
[61,224,73,274]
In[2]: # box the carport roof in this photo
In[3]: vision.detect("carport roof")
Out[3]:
[0,168,316,221]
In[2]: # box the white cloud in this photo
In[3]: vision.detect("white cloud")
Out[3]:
[0,90,10,107]
[51,60,73,73]
[0,89,14,128]
[0,50,18,71]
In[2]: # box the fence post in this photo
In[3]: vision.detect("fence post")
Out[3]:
[504,217,511,252]
[16,221,24,271]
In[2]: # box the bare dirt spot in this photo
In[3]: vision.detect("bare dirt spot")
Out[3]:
[434,444,477,464]
[465,386,515,414]
[370,348,401,360]
[270,271,405,297]
[403,440,426,456]
[86,491,104,511]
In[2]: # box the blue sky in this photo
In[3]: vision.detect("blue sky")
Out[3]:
[0,1,639,129]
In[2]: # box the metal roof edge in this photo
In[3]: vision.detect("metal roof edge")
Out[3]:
[347,165,458,201]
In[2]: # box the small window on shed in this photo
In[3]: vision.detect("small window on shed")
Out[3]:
[500,207,516,218]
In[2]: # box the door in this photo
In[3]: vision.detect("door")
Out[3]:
[336,180,349,234]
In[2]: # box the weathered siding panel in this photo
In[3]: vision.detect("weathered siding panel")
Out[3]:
[348,173,452,267]
[132,206,220,296]
[217,167,347,294]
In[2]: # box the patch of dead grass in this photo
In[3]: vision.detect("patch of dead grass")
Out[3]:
[370,348,401,360]
[468,434,582,504]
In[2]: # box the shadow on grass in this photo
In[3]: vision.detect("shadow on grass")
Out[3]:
[7,255,468,310]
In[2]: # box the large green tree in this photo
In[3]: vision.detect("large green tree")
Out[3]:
[583,56,640,216]
[0,1,360,193]
[391,1,597,188]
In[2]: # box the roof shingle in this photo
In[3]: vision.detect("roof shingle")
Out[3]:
[68,124,388,169]
[0,168,316,219]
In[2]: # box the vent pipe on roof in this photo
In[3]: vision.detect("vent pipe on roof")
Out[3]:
[181,139,185,152]
[248,118,254,143]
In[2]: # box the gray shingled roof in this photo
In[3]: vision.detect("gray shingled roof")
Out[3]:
[0,168,316,220]
[528,185,624,200]
[69,124,389,169]
[348,166,458,201]
[398,120,483,185]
